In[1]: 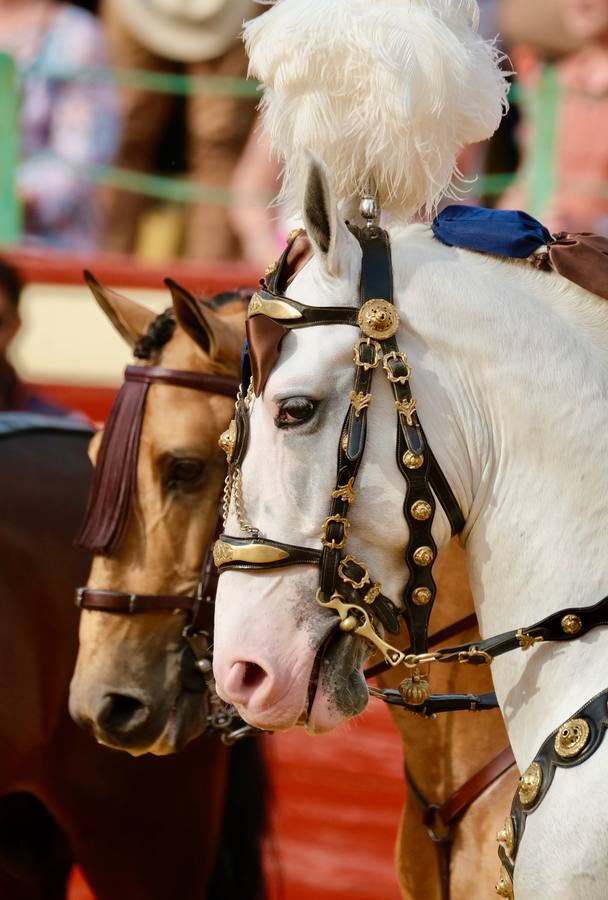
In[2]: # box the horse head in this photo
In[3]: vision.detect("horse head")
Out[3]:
[69,276,245,755]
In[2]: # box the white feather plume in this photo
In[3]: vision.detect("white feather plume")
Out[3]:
[245,0,510,219]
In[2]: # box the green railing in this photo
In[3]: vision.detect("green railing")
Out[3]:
[0,54,21,244]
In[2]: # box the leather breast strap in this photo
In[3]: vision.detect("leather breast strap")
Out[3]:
[498,685,608,894]
[406,745,516,900]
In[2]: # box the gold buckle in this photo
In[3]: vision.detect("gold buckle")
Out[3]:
[338,555,370,589]
[321,515,350,550]
[383,350,412,384]
[353,338,380,370]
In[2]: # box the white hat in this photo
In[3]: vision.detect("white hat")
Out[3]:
[113,0,260,63]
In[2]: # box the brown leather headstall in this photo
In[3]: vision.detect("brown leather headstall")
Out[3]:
[75,361,258,741]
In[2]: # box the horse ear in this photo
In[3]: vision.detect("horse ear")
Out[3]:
[84,271,156,349]
[302,155,354,277]
[167,279,242,367]
[87,429,103,466]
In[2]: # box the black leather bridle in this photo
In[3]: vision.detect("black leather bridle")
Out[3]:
[215,222,467,707]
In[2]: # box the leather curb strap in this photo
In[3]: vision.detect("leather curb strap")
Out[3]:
[407,746,516,900]
[496,686,608,898]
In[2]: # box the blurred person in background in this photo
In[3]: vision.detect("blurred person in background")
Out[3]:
[499,0,608,233]
[0,258,66,414]
[101,0,263,263]
[0,0,120,251]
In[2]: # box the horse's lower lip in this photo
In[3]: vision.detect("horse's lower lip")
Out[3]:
[304,624,340,723]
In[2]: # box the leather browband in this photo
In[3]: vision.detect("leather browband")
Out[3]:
[125,365,239,398]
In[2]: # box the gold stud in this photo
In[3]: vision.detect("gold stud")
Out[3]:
[495,865,514,898]
[411,500,432,521]
[403,451,424,470]
[518,762,542,807]
[412,587,432,606]
[264,260,278,277]
[496,817,515,857]
[554,718,590,759]
[340,615,358,633]
[357,299,400,340]
[561,614,582,635]
[287,227,304,244]
[413,546,434,567]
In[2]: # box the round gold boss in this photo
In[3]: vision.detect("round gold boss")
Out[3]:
[403,451,424,470]
[357,299,400,340]
[413,546,434,567]
[496,816,515,857]
[518,761,542,807]
[495,866,514,898]
[411,500,432,521]
[561,614,582,635]
[218,419,237,462]
[554,718,590,759]
[412,587,432,606]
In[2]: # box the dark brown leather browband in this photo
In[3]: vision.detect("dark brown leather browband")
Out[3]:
[124,365,239,398]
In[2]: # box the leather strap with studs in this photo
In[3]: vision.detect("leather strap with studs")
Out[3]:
[497,685,608,893]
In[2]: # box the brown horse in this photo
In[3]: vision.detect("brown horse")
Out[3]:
[0,412,267,900]
[69,278,249,755]
[66,276,517,897]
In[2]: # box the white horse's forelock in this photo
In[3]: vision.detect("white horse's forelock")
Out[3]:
[245,0,510,219]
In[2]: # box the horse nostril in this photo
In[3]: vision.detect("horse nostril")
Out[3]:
[98,693,148,734]
[242,662,267,691]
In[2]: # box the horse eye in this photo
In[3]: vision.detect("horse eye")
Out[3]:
[166,458,204,489]
[275,398,317,428]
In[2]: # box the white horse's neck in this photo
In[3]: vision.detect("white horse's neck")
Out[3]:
[391,224,608,767]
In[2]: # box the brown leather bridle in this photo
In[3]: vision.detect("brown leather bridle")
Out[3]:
[76,361,256,742]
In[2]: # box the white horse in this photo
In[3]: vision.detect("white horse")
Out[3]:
[213,1,608,896]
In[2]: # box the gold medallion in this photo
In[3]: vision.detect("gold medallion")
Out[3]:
[412,587,432,606]
[357,299,400,340]
[412,546,434,567]
[403,451,424,470]
[554,718,590,759]
[518,761,542,807]
[496,817,515,857]
[411,500,432,521]
[561,614,582,635]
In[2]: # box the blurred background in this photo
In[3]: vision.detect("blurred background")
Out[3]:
[1,0,607,896]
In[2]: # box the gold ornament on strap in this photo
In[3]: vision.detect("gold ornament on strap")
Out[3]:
[554,718,590,759]
[496,817,515,857]
[357,299,400,339]
[213,540,289,567]
[350,391,372,417]
[495,866,514,898]
[518,762,542,807]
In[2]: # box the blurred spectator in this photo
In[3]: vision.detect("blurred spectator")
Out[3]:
[101,0,261,263]
[499,0,608,233]
[0,258,66,414]
[0,0,120,251]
